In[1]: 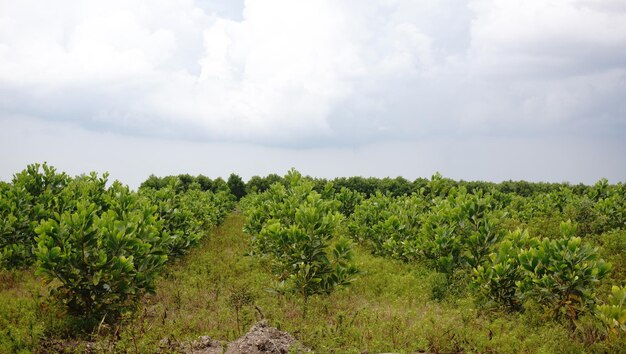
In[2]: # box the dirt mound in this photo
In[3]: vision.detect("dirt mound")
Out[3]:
[173,320,309,354]
[224,320,309,354]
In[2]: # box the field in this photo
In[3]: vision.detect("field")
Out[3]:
[1,164,625,353]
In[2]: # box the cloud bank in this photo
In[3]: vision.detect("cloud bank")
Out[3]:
[2,116,624,188]
[2,0,624,146]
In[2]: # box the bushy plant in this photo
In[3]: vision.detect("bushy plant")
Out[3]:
[419,188,505,273]
[517,232,611,321]
[0,163,70,269]
[593,182,626,232]
[348,192,396,247]
[243,169,359,306]
[227,173,247,201]
[348,193,425,261]
[419,209,463,273]
[140,180,233,258]
[348,184,505,275]
[595,229,626,282]
[462,192,507,269]
[34,181,168,326]
[335,187,364,217]
[597,285,626,340]
[142,183,201,257]
[474,222,611,321]
[473,230,537,310]
[0,185,34,268]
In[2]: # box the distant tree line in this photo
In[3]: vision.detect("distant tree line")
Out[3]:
[141,173,246,201]
[141,172,605,204]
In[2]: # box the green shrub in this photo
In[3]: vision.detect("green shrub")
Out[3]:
[243,169,359,306]
[595,229,626,282]
[419,189,505,273]
[335,187,364,217]
[517,234,611,321]
[474,224,611,320]
[141,180,234,257]
[564,196,606,237]
[462,192,507,269]
[227,173,247,201]
[348,193,425,261]
[34,181,168,326]
[473,230,538,310]
[348,192,397,248]
[0,185,35,269]
[596,285,626,340]
[0,163,70,269]
[145,185,202,257]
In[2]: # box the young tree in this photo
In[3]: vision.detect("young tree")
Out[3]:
[242,169,359,316]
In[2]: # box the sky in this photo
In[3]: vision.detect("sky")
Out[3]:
[1,0,625,188]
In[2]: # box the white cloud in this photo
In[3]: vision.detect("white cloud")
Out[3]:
[0,0,624,147]
[468,0,626,78]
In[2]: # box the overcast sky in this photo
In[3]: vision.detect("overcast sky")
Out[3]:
[1,0,625,188]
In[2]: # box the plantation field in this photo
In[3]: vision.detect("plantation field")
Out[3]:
[1,164,625,353]
[3,213,620,353]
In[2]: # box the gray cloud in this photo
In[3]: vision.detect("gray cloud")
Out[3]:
[0,0,625,182]
[1,116,624,187]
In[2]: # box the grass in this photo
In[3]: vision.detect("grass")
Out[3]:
[1,212,624,352]
[0,269,51,353]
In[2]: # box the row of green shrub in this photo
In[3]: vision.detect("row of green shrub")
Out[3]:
[0,163,235,329]
[344,174,625,339]
[245,171,624,199]
[240,170,625,342]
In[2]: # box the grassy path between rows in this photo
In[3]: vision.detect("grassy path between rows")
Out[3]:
[1,212,603,353]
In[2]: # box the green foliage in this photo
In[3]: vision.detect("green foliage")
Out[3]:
[348,193,425,261]
[417,188,505,273]
[592,182,626,232]
[140,173,238,195]
[475,223,611,320]
[13,165,235,332]
[334,187,364,217]
[564,197,606,237]
[597,285,626,340]
[140,179,234,257]
[1,204,625,352]
[595,229,626,282]
[517,233,612,321]
[473,230,537,310]
[243,169,359,302]
[142,183,203,257]
[0,163,70,269]
[0,184,35,269]
[211,177,230,194]
[246,174,285,194]
[462,192,508,269]
[34,180,169,325]
[418,203,463,273]
[1,165,625,350]
[227,282,255,335]
[349,182,505,275]
[227,173,247,201]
